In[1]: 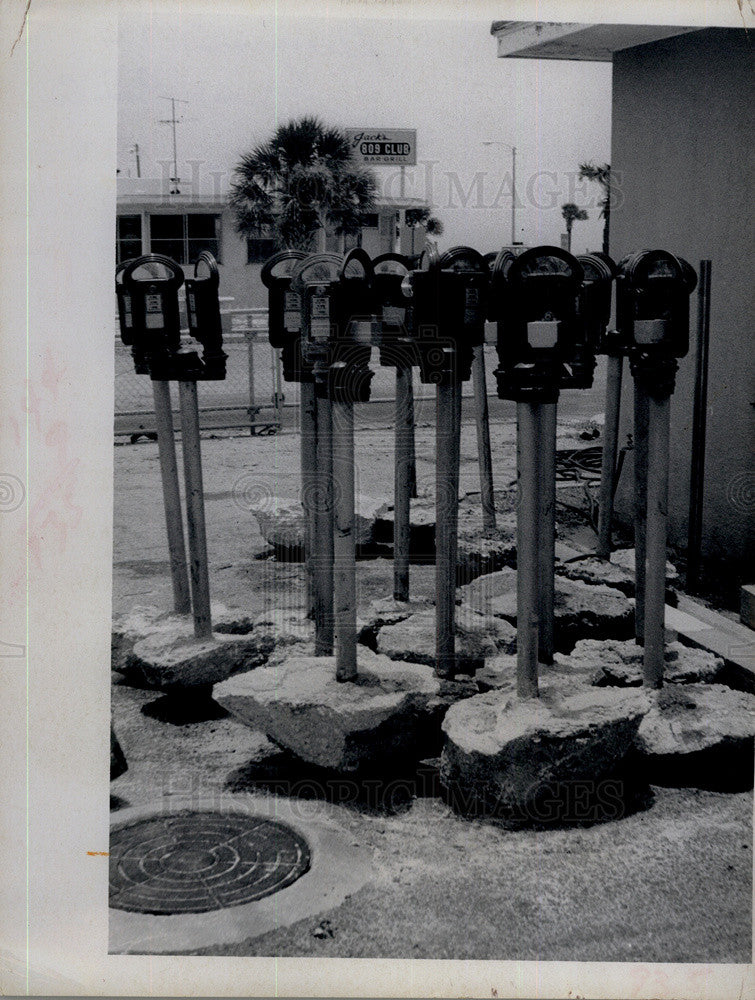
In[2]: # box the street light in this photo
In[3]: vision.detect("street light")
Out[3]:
[482,141,517,246]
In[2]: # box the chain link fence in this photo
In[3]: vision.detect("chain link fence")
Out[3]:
[114,307,446,440]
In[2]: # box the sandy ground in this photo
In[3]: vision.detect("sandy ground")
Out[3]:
[110,389,753,961]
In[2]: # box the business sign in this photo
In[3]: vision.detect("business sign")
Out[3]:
[346,129,417,166]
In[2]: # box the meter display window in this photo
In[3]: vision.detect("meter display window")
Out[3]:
[149,213,221,264]
[116,214,142,264]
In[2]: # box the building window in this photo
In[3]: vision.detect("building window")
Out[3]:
[148,213,221,264]
[362,213,379,229]
[246,226,276,264]
[116,214,142,263]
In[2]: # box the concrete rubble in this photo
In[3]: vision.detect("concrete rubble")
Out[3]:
[213,647,478,772]
[557,638,727,688]
[461,567,634,651]
[440,685,650,820]
[556,548,679,601]
[633,683,755,790]
[252,494,386,558]
[375,607,517,672]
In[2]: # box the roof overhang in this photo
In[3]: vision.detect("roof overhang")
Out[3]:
[490,22,704,62]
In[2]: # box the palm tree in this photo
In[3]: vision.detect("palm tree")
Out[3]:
[405,206,445,257]
[578,162,611,254]
[229,116,378,252]
[561,202,589,253]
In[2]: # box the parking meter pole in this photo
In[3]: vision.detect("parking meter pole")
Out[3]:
[393,365,413,602]
[471,345,496,531]
[245,330,257,435]
[300,381,318,618]
[644,391,670,687]
[333,398,358,680]
[633,381,649,644]
[517,401,540,699]
[407,368,418,498]
[435,379,460,678]
[537,400,557,665]
[596,353,623,558]
[151,380,191,615]
[314,389,335,656]
[178,380,213,639]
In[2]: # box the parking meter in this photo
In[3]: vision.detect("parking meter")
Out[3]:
[328,248,376,403]
[290,253,343,396]
[401,246,489,385]
[564,252,616,388]
[372,253,420,370]
[618,250,696,396]
[122,255,202,380]
[260,250,309,383]
[115,259,144,369]
[494,246,584,403]
[185,251,228,380]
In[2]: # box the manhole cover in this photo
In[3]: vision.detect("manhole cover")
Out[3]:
[109,810,311,915]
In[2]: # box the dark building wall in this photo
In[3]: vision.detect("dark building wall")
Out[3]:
[610,28,754,576]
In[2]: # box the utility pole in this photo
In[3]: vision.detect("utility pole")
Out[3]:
[482,140,518,245]
[158,96,188,194]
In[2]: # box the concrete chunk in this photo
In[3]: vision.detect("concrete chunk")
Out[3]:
[127,624,273,690]
[376,607,517,672]
[634,683,755,790]
[556,638,726,688]
[462,568,633,651]
[214,648,476,772]
[440,685,649,821]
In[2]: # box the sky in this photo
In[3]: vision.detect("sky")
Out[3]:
[117,0,613,254]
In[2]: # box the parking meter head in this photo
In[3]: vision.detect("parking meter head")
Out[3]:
[290,253,342,389]
[115,259,136,350]
[260,250,307,351]
[184,251,227,380]
[494,245,584,401]
[406,245,489,385]
[564,252,615,387]
[327,248,376,402]
[373,253,418,368]
[617,250,695,361]
[122,254,187,379]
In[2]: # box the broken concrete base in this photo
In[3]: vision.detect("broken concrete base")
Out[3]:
[124,621,274,691]
[456,522,517,586]
[375,607,517,673]
[557,548,678,603]
[557,638,727,688]
[610,547,680,587]
[633,683,755,791]
[461,568,633,652]
[374,495,517,584]
[112,602,256,675]
[253,495,384,560]
[440,685,649,821]
[357,596,434,649]
[214,647,477,772]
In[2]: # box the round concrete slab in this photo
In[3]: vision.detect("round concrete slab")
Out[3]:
[109,795,372,954]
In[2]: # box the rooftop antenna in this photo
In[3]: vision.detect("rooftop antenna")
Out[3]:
[130,142,141,178]
[158,96,189,193]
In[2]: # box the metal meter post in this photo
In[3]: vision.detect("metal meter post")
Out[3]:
[373,253,418,602]
[622,250,696,686]
[494,246,584,688]
[260,251,312,611]
[293,254,343,656]
[328,249,376,681]
[406,246,489,678]
[574,253,619,559]
[118,256,190,616]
